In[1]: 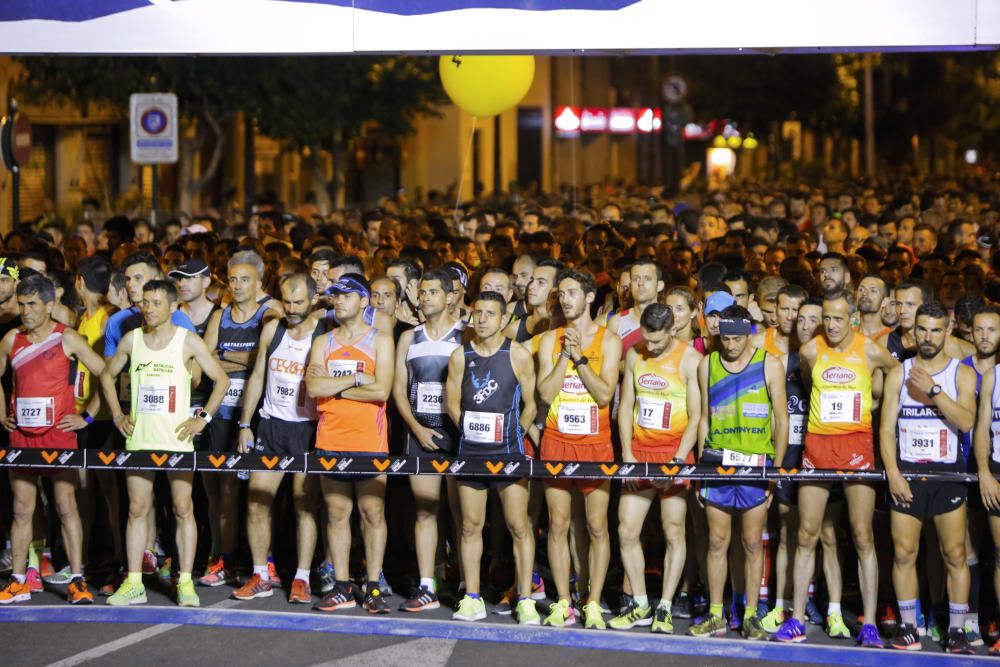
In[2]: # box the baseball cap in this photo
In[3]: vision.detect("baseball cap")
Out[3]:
[168,259,210,279]
[181,223,209,236]
[719,314,753,336]
[444,261,468,290]
[977,233,996,250]
[704,291,735,316]
[328,273,370,299]
[0,257,19,280]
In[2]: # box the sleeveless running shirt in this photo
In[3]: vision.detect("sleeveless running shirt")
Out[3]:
[216,303,269,420]
[316,327,387,453]
[9,322,76,448]
[706,348,773,456]
[260,320,322,422]
[128,327,192,452]
[763,328,783,356]
[808,333,873,436]
[631,340,691,452]
[988,366,1000,473]
[189,304,218,409]
[75,304,114,416]
[407,321,464,446]
[897,357,964,472]
[544,326,611,446]
[616,309,643,357]
[786,350,807,448]
[457,338,523,457]
[886,327,916,362]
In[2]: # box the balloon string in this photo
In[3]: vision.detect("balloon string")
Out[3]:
[570,54,577,212]
[455,115,477,228]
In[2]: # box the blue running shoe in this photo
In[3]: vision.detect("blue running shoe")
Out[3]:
[317,561,336,594]
[692,591,709,616]
[773,617,807,643]
[857,623,884,648]
[804,598,824,625]
[756,600,769,620]
[729,597,745,631]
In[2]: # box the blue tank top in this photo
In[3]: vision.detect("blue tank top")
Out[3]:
[458,338,523,457]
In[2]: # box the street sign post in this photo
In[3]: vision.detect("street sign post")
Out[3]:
[130,93,178,226]
[1,99,31,228]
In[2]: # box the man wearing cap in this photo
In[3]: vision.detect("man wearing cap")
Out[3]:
[306,273,395,614]
[444,262,470,321]
[700,291,735,353]
[171,258,219,446]
[689,305,787,640]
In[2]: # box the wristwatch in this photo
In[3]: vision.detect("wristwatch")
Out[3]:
[928,384,943,398]
[196,409,213,423]
[573,356,589,370]
[81,412,95,425]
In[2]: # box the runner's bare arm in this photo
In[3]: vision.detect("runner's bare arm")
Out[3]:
[574,330,621,407]
[924,363,976,432]
[0,329,16,427]
[535,330,566,404]
[764,353,788,468]
[696,355,710,457]
[975,370,1000,510]
[618,348,638,462]
[866,338,900,375]
[339,331,394,402]
[511,341,536,433]
[239,319,277,426]
[184,331,230,418]
[677,348,702,461]
[445,346,464,428]
[391,329,426,434]
[879,365,912,505]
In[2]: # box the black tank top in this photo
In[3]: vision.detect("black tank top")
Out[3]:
[887,327,916,362]
[784,350,807,466]
[458,338,523,457]
[216,302,269,418]
[189,305,218,407]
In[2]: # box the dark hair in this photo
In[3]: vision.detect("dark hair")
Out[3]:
[719,304,752,321]
[475,290,508,315]
[536,258,565,272]
[420,268,455,293]
[331,254,365,276]
[896,279,934,305]
[556,268,596,296]
[955,295,986,326]
[776,284,809,303]
[280,273,317,300]
[387,257,422,283]
[109,270,126,295]
[916,300,949,322]
[723,269,754,292]
[16,273,55,304]
[310,248,339,266]
[972,304,1000,325]
[142,279,178,303]
[640,303,674,332]
[122,252,160,275]
[630,258,663,282]
[820,252,849,271]
[823,289,857,313]
[76,255,112,295]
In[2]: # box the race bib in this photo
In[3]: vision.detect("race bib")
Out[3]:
[416,382,445,415]
[221,378,246,409]
[272,379,304,408]
[327,359,364,378]
[137,385,175,415]
[463,411,504,443]
[636,396,673,431]
[722,449,766,467]
[16,397,53,428]
[819,390,861,423]
[788,414,806,446]
[900,424,955,463]
[557,402,599,435]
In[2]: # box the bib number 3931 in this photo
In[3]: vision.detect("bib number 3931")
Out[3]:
[900,425,954,463]
[17,397,54,427]
[557,402,599,435]
[819,390,861,423]
[463,411,504,443]
[137,385,175,415]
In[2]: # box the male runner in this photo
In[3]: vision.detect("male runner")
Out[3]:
[99,279,229,607]
[881,302,976,654]
[689,305,787,640]
[818,253,851,297]
[448,291,539,625]
[753,285,807,356]
[504,259,562,343]
[974,319,1000,655]
[884,280,974,362]
[856,275,892,341]
[775,290,898,646]
[609,304,701,634]
[392,269,463,612]
[200,251,275,586]
[536,269,622,629]
[232,274,323,604]
[0,274,106,605]
[306,273,395,614]
[607,259,665,354]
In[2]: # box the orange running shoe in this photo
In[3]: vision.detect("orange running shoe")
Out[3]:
[40,553,55,579]
[232,574,273,600]
[67,577,94,605]
[0,579,30,604]
[288,579,311,604]
[198,558,235,587]
[267,561,282,587]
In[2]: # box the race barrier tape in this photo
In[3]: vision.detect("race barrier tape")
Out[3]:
[0,448,983,483]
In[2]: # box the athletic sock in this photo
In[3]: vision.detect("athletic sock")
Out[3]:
[759,531,770,604]
[127,571,142,584]
[828,602,842,617]
[295,568,310,584]
[658,600,672,612]
[807,582,815,599]
[178,572,192,585]
[420,577,435,592]
[27,540,41,570]
[949,603,969,631]
[898,598,918,627]
[13,573,25,584]
[71,572,82,580]
[467,592,482,600]
[744,606,757,622]
[253,564,269,582]
[710,602,724,619]
[774,599,785,611]
[633,594,649,608]
[532,571,543,585]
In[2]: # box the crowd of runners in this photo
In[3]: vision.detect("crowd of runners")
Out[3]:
[0,181,998,655]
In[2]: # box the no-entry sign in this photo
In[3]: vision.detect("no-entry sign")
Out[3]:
[130,93,178,164]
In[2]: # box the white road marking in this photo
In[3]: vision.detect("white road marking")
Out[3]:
[308,637,458,667]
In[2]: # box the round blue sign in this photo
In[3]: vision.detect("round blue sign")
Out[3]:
[140,108,168,135]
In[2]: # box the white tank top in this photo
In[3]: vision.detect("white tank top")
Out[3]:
[990,366,1000,465]
[897,357,960,465]
[260,326,317,422]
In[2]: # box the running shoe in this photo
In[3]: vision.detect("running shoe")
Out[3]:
[804,598,823,625]
[990,635,1000,656]
[364,586,390,614]
[691,590,709,616]
[650,607,673,634]
[452,595,487,622]
[100,567,125,597]
[728,598,744,631]
[916,599,927,636]
[543,599,576,627]
[888,623,922,651]
[516,598,541,625]
[0,547,11,574]
[986,618,1000,645]
[827,613,850,639]
[947,627,975,655]
[106,580,147,606]
[965,621,984,647]
[26,567,42,593]
[317,561,336,594]
[378,571,392,597]
[772,617,807,643]
[927,616,942,643]
[177,581,200,607]
[399,585,439,612]
[619,592,635,616]
[583,601,606,629]
[689,614,727,637]
[673,592,692,619]
[756,600,769,620]
[232,574,273,600]
[40,553,55,580]
[761,607,788,633]
[530,572,546,600]
[609,601,653,630]
[0,579,30,604]
[198,558,235,587]
[877,602,898,634]
[742,615,769,640]
[44,565,72,585]
[141,550,157,575]
[314,584,356,612]
[493,585,516,615]
[857,623,884,648]
[157,557,173,581]
[267,560,282,587]
[288,579,311,605]
[67,577,93,605]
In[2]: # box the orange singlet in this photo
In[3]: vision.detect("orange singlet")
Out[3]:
[316,326,387,453]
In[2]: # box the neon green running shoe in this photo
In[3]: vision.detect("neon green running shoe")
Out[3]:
[515,598,540,625]
[761,607,787,633]
[177,581,200,607]
[689,613,727,637]
[827,612,850,639]
[583,601,606,629]
[651,607,674,634]
[452,594,486,622]
[543,598,576,627]
[609,601,652,630]
[106,580,147,606]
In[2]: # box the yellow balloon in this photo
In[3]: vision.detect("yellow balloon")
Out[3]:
[439,55,535,118]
